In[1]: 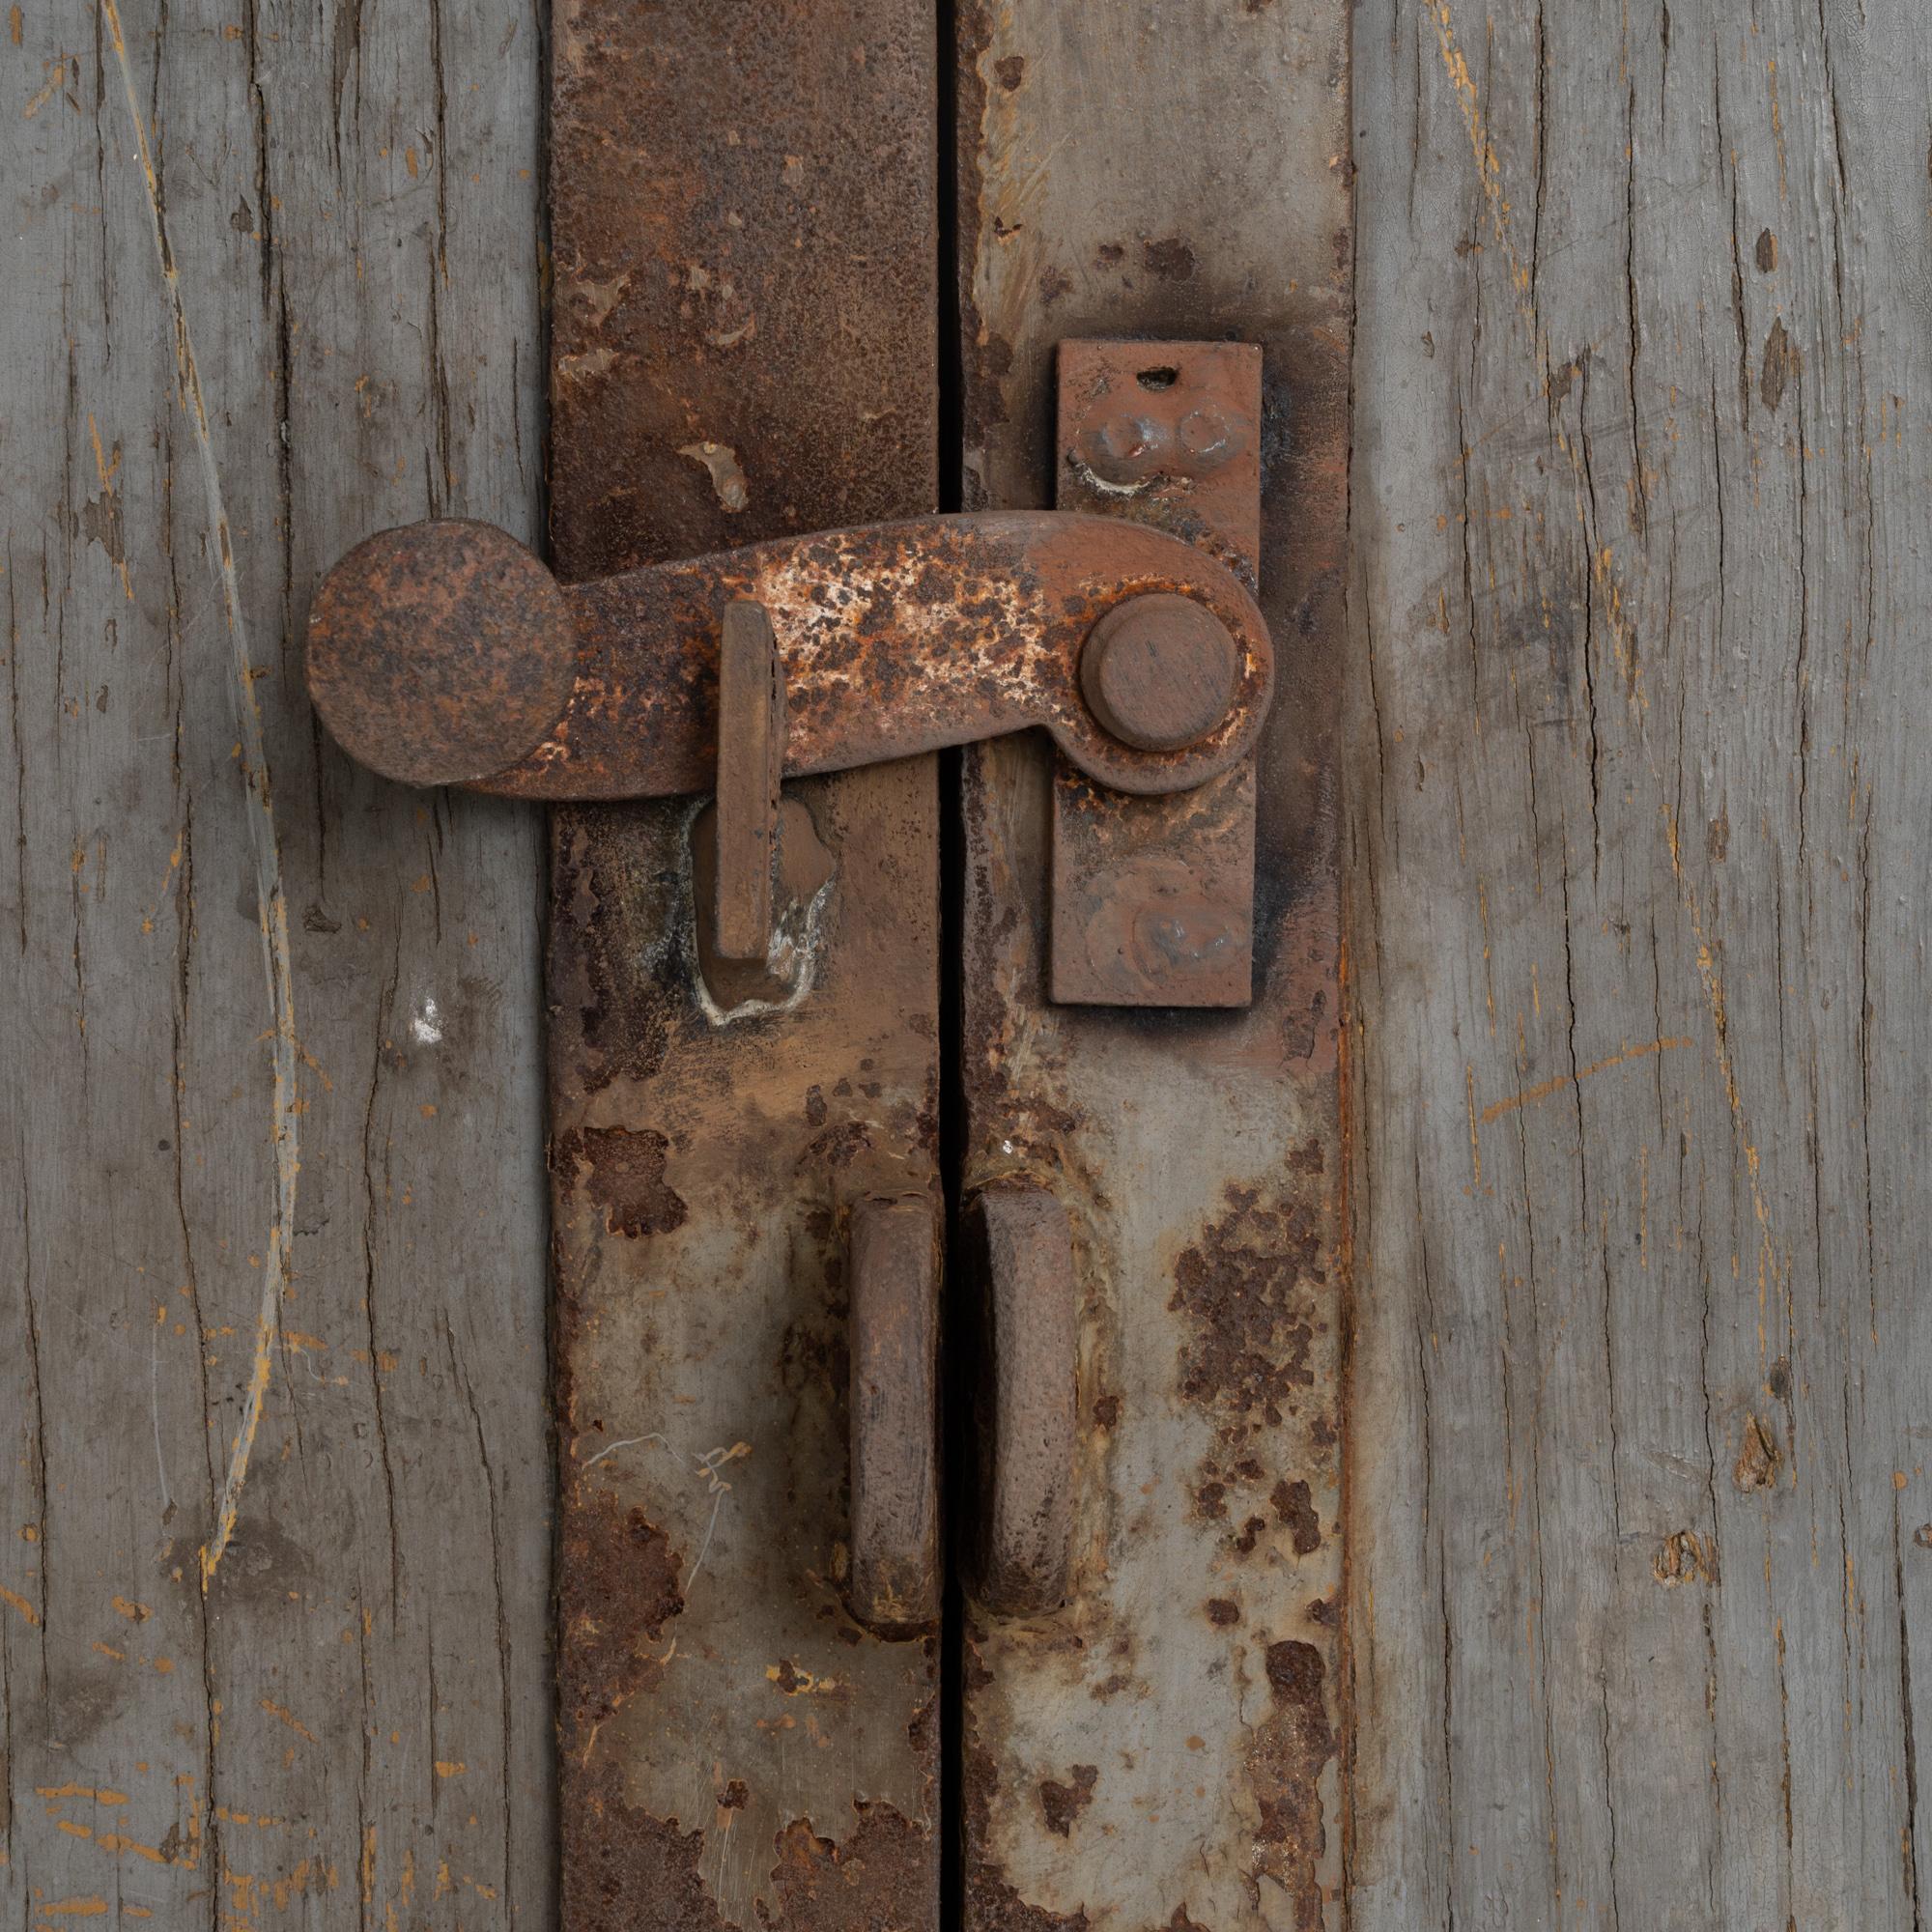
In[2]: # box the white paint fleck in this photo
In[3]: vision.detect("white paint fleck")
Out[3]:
[678,439,750,512]
[411,996,443,1045]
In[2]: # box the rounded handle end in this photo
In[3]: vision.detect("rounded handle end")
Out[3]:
[305,519,577,787]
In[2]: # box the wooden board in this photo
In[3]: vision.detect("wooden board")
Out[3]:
[544,5,943,1929]
[1,0,554,1925]
[1345,1,1932,1924]
[955,6,1351,1925]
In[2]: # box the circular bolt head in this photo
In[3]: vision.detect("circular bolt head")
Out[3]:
[306,520,577,787]
[1079,593,1242,754]
[1177,404,1239,468]
[1078,411,1172,483]
[1095,412,1160,463]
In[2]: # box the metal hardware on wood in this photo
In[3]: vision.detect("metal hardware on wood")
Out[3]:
[1048,340,1267,1008]
[846,1195,941,1639]
[710,598,784,963]
[1079,592,1244,754]
[965,1184,1078,1617]
[305,512,1271,801]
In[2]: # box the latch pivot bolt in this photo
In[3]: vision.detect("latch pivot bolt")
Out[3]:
[1078,592,1241,754]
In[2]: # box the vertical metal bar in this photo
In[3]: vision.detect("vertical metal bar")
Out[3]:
[549,4,942,1925]
[710,599,784,964]
[954,3,1352,1923]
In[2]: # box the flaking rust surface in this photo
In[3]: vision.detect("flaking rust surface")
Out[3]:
[551,788,942,1931]
[550,0,942,1923]
[955,0,1350,1922]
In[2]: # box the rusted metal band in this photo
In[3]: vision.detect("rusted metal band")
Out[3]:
[305,511,1272,800]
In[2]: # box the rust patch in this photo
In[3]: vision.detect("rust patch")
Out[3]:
[966,1812,1093,1923]
[552,807,681,1096]
[560,1800,734,1932]
[1170,1182,1322,1431]
[555,1124,688,1237]
[1037,1764,1097,1837]
[763,1803,935,1928]
[1141,237,1197,281]
[557,1489,684,1746]
[549,0,937,586]
[1250,1639,1336,1929]
[1205,1597,1241,1627]
[560,1790,935,1932]
[1271,1477,1322,1554]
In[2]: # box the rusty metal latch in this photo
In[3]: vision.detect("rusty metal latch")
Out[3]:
[306,427,1274,1005]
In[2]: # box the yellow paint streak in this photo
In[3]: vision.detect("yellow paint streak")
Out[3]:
[1482,1037,1695,1124]
[98,0,300,1596]
[0,1581,39,1625]
[93,1833,171,1865]
[260,1696,317,1742]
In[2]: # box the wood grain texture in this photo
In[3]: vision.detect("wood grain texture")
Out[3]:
[2,1,554,1924]
[1346,2,1932,1925]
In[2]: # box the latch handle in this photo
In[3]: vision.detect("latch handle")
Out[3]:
[304,512,1271,804]
[846,1195,941,1639]
[966,1184,1078,1617]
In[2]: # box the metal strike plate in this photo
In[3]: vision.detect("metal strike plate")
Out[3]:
[1051,341,1264,1007]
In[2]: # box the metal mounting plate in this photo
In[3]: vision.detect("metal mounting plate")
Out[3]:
[1051,340,1264,1007]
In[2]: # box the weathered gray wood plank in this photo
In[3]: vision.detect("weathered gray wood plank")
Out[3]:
[2,1,553,1923]
[1347,2,1932,1924]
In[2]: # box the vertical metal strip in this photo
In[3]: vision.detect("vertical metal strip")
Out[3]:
[548,5,942,1926]
[954,4,1352,1924]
